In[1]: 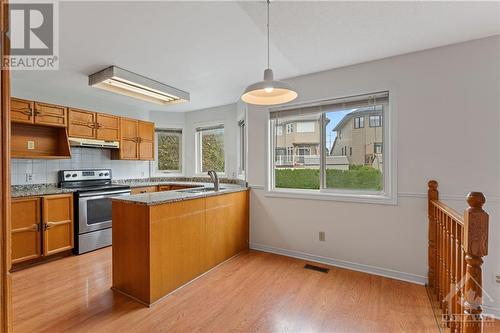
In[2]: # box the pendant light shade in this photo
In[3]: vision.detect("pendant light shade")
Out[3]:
[241,69,298,105]
[241,1,297,106]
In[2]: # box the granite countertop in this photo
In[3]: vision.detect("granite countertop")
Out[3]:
[112,183,248,206]
[113,176,245,188]
[11,184,75,198]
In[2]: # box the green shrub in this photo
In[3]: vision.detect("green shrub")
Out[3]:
[275,167,382,191]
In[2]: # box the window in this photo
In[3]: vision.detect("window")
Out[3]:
[296,121,315,133]
[156,129,182,173]
[196,125,225,173]
[369,115,382,127]
[354,117,364,129]
[269,91,393,203]
[238,120,246,174]
[276,125,283,136]
[286,123,294,133]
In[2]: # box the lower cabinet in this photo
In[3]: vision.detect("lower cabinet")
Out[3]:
[11,194,74,264]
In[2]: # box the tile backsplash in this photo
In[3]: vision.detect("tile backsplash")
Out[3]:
[11,147,151,185]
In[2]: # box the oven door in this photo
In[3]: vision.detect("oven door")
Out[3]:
[78,190,130,234]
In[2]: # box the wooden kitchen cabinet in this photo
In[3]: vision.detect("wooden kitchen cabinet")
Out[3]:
[11,194,74,265]
[42,194,74,256]
[112,190,249,305]
[115,118,139,160]
[68,108,96,139]
[138,121,154,160]
[68,109,120,141]
[96,113,120,141]
[11,197,42,264]
[11,97,35,124]
[11,98,67,127]
[112,118,154,160]
[33,102,67,127]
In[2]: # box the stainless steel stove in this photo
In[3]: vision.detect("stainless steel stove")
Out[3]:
[59,169,131,254]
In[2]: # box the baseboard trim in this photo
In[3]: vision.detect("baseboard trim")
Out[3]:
[250,242,427,285]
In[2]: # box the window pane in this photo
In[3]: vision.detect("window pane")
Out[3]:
[200,127,225,173]
[273,114,321,189]
[326,105,384,191]
[157,131,181,172]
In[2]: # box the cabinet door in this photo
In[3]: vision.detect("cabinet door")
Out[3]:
[138,121,154,160]
[42,194,74,256]
[34,102,67,127]
[96,113,120,141]
[68,108,96,139]
[11,98,34,124]
[120,118,139,159]
[11,197,41,263]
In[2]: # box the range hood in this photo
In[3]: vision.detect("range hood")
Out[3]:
[88,66,190,105]
[69,137,120,149]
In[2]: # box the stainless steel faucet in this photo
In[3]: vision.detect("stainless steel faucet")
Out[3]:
[207,170,219,191]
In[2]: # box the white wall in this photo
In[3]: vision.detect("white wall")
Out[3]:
[247,36,500,313]
[184,103,240,178]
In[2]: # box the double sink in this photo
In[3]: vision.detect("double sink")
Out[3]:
[178,186,226,194]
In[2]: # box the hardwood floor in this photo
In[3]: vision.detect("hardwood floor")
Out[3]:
[12,247,440,332]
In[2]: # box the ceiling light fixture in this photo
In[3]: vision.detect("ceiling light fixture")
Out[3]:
[241,0,297,106]
[89,66,190,105]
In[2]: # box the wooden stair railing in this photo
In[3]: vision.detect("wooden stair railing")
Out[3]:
[427,180,489,333]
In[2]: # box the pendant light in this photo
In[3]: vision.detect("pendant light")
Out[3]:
[241,0,298,106]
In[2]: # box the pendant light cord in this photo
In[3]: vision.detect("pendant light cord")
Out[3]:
[267,0,270,69]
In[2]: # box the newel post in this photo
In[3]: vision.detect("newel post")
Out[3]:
[463,192,488,333]
[428,180,439,290]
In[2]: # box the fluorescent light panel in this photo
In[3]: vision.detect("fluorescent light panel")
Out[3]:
[89,66,190,105]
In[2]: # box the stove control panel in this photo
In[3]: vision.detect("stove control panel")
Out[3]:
[59,169,112,182]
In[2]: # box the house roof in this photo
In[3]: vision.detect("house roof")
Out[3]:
[332,106,383,132]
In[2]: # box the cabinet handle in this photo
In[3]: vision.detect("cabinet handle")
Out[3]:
[33,109,41,116]
[96,123,103,128]
[28,223,40,232]
[87,122,96,128]
[44,222,54,230]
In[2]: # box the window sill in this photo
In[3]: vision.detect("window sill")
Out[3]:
[264,188,397,205]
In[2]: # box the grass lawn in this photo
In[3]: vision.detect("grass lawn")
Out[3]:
[275,166,382,191]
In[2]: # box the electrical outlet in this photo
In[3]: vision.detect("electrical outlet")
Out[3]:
[319,231,326,242]
[27,141,35,150]
[25,173,33,182]
[495,274,500,285]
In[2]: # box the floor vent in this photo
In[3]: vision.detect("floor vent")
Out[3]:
[304,263,329,273]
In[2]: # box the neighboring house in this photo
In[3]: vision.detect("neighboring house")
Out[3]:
[330,106,383,168]
[275,114,328,166]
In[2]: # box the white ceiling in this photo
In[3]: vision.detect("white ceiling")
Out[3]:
[11,1,500,113]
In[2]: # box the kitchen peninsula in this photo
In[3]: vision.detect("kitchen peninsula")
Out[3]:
[111,185,249,306]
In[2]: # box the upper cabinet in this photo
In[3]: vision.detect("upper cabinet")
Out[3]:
[68,108,96,139]
[34,102,67,127]
[112,119,154,161]
[96,113,120,141]
[11,98,35,124]
[11,97,154,160]
[138,121,154,160]
[11,98,67,127]
[68,108,120,141]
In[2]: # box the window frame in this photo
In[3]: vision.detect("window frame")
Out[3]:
[265,90,397,205]
[369,115,382,127]
[195,123,226,176]
[153,127,184,176]
[238,119,246,177]
[354,116,364,129]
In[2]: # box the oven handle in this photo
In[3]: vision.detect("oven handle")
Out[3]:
[78,190,131,198]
